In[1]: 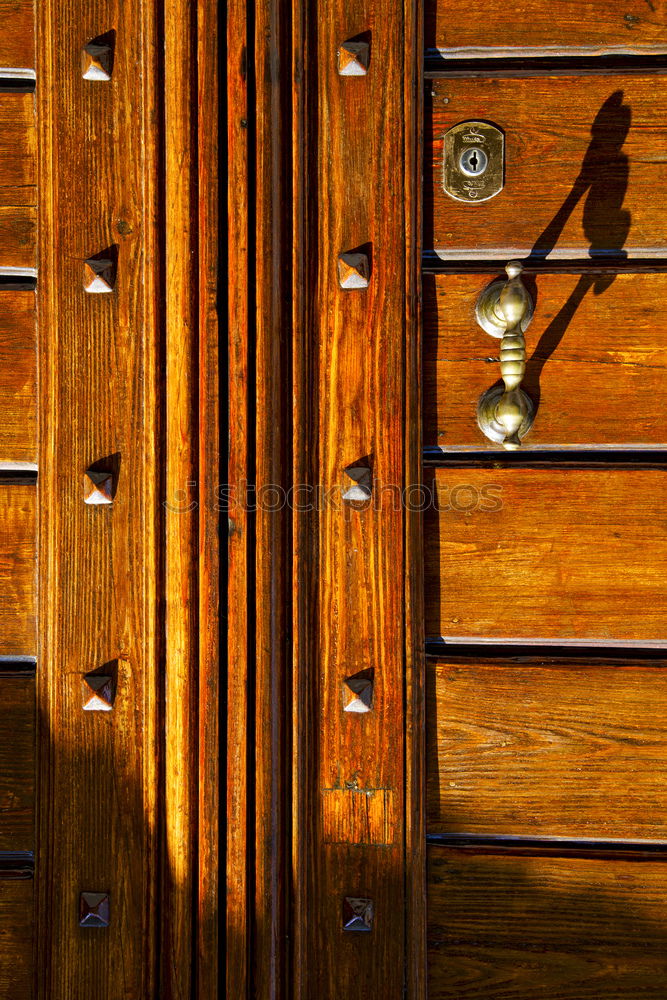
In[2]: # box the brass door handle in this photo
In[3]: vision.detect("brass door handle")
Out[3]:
[475,261,535,450]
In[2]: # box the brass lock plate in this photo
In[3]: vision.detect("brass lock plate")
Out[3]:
[442,121,504,204]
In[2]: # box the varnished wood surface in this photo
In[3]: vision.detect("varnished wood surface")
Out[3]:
[425,0,667,57]
[424,467,667,643]
[0,484,34,656]
[0,207,35,270]
[428,849,667,999]
[196,0,220,996]
[164,1,198,995]
[287,0,422,996]
[0,2,34,70]
[226,0,250,995]
[0,291,35,463]
[424,272,667,450]
[427,657,667,839]
[426,77,667,259]
[0,93,35,207]
[0,879,32,1000]
[35,1,159,997]
[0,675,34,850]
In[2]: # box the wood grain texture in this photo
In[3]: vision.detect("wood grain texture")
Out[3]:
[0,675,34,849]
[0,93,35,208]
[196,0,220,997]
[0,1,34,69]
[0,483,35,656]
[424,467,667,643]
[226,0,249,995]
[163,1,198,996]
[0,879,32,1000]
[428,849,667,999]
[424,272,667,450]
[0,291,35,463]
[253,0,291,996]
[35,0,159,996]
[0,207,35,270]
[427,657,667,839]
[426,76,667,259]
[291,0,420,995]
[425,0,667,57]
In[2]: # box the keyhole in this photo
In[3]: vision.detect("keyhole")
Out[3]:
[459,146,488,177]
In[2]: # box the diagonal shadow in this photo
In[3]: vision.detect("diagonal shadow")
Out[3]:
[524,90,631,411]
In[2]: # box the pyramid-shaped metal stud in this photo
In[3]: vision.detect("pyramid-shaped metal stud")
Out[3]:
[79,891,110,927]
[83,253,116,293]
[342,896,374,932]
[343,669,374,713]
[82,42,113,80]
[83,469,114,505]
[338,40,370,76]
[342,465,372,502]
[82,673,116,711]
[338,251,370,290]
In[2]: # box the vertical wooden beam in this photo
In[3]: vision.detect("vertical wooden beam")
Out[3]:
[197,0,220,997]
[253,1,290,997]
[35,0,160,996]
[163,0,198,997]
[227,0,251,995]
[404,2,427,996]
[291,0,424,995]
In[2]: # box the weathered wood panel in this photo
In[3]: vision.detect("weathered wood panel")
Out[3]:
[0,93,35,207]
[426,0,667,58]
[423,272,667,450]
[0,879,32,1000]
[0,291,35,463]
[0,484,34,656]
[428,849,667,999]
[0,2,34,70]
[426,76,667,259]
[427,657,667,839]
[424,467,667,643]
[0,674,34,849]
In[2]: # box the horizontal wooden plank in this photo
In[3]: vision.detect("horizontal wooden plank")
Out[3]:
[0,484,35,655]
[427,658,667,839]
[0,291,35,463]
[0,93,35,208]
[0,207,35,270]
[0,878,32,1000]
[424,272,667,450]
[0,674,34,849]
[426,77,667,259]
[428,849,667,1000]
[424,467,667,643]
[0,2,33,70]
[425,1,667,57]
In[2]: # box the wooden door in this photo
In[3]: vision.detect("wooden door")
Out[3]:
[225,1,667,998]
[422,4,667,999]
[0,3,220,998]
